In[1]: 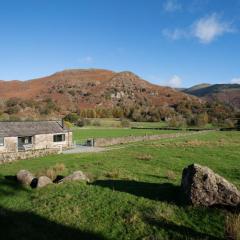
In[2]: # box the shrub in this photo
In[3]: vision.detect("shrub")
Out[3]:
[195,113,209,127]
[76,118,91,127]
[224,119,235,128]
[68,90,76,96]
[112,107,124,118]
[9,115,21,121]
[168,116,186,128]
[64,121,73,129]
[64,113,79,123]
[120,118,130,128]
[92,119,101,126]
[5,105,21,114]
[6,98,21,107]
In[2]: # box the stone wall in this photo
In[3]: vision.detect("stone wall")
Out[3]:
[0,137,17,153]
[0,132,73,153]
[34,132,72,150]
[94,131,209,147]
[0,148,60,164]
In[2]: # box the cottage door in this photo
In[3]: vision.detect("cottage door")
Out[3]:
[18,137,25,151]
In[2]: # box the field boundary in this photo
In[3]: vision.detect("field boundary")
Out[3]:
[131,127,217,131]
[94,130,212,147]
[0,148,60,164]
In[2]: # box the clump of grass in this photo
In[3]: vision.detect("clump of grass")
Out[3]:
[53,163,66,172]
[36,163,66,180]
[141,206,175,227]
[123,212,141,224]
[165,170,176,181]
[136,154,153,161]
[225,213,240,240]
[105,170,120,178]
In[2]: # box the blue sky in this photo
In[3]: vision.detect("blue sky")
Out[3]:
[0,0,240,87]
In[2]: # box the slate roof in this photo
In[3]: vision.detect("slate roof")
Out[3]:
[0,121,70,137]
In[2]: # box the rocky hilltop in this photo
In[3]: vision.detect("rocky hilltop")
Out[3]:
[0,69,199,113]
[0,69,235,122]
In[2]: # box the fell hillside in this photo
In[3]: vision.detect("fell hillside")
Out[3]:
[183,84,240,109]
[185,83,211,92]
[0,69,201,117]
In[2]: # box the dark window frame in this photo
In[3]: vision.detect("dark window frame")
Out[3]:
[53,134,65,142]
[0,137,4,146]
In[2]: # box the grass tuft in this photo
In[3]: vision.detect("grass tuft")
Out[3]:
[136,154,153,161]
[105,170,120,178]
[225,213,240,240]
[165,170,177,181]
[36,163,66,180]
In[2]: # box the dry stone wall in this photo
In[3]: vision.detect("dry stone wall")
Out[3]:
[0,148,60,164]
[94,131,209,147]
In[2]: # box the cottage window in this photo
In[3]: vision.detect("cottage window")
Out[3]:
[53,134,65,142]
[24,137,32,144]
[0,137,4,146]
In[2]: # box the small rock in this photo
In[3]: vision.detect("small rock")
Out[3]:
[36,176,52,188]
[61,171,90,183]
[16,170,35,185]
[181,164,240,207]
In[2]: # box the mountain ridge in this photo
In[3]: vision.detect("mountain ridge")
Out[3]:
[0,69,235,122]
[183,83,240,109]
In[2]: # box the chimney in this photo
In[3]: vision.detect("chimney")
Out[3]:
[61,119,65,128]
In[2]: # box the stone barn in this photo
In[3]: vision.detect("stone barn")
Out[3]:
[0,120,72,153]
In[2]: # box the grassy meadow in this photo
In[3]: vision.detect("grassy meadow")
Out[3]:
[72,128,177,141]
[72,118,168,129]
[0,129,239,239]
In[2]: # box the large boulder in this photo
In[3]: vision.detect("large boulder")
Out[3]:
[61,171,90,183]
[36,176,52,188]
[16,170,35,185]
[181,164,240,207]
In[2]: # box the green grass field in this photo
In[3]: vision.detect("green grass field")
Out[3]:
[72,128,177,141]
[0,130,239,239]
[72,118,167,129]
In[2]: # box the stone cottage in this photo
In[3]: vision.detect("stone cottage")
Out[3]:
[0,120,72,153]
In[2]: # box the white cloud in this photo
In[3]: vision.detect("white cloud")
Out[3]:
[230,77,240,84]
[79,56,93,64]
[192,13,234,44]
[167,75,182,88]
[162,13,235,44]
[163,0,181,12]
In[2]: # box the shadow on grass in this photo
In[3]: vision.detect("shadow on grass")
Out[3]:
[0,175,29,196]
[92,180,185,205]
[143,215,223,240]
[0,206,105,240]
[0,176,105,240]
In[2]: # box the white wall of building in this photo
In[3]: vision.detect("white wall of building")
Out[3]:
[0,132,72,153]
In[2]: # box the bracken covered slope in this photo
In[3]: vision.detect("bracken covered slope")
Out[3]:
[183,84,240,110]
[0,69,201,112]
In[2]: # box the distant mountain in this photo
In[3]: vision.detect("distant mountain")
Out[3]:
[0,69,203,119]
[183,83,240,109]
[185,83,212,92]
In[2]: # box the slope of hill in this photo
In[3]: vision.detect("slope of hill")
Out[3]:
[0,69,202,118]
[183,84,240,109]
[185,83,212,92]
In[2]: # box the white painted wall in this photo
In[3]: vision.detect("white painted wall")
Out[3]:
[0,137,17,153]
[34,132,73,150]
[0,132,72,153]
